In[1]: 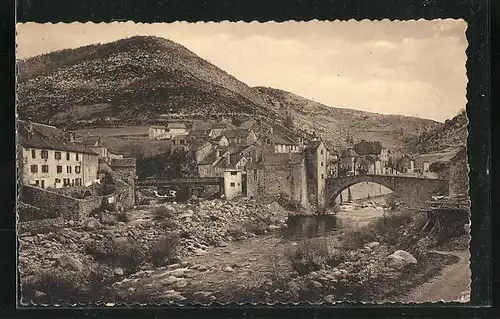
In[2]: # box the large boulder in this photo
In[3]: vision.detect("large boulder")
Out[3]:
[57,254,84,271]
[385,250,417,269]
[392,250,418,264]
[83,217,101,231]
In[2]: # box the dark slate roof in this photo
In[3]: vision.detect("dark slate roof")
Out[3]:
[228,144,254,155]
[450,146,467,162]
[262,153,304,166]
[111,158,136,167]
[305,140,323,150]
[18,120,98,155]
[264,133,297,145]
[78,135,101,147]
[223,128,251,138]
[215,154,245,169]
[198,150,221,165]
[190,137,213,151]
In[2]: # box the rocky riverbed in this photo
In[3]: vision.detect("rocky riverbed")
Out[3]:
[18,198,470,305]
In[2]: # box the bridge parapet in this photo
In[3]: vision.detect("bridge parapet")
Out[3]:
[326,174,449,208]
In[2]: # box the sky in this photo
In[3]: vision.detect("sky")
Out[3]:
[16,20,468,122]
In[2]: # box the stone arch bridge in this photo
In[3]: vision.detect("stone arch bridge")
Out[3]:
[326,174,449,208]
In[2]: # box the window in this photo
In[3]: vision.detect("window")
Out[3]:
[172,140,176,145]
[266,138,270,145]
[321,162,324,167]
[230,171,237,176]
[67,166,72,174]
[66,152,70,160]
[30,165,38,173]
[75,166,81,174]
[320,150,324,155]
[75,178,82,186]
[57,165,62,173]
[35,180,39,186]
[63,178,70,186]
[41,165,49,173]
[41,150,48,159]
[55,178,61,184]
[321,174,324,179]
[41,180,45,188]
[76,153,80,161]
[253,169,258,182]
[230,182,235,187]
[180,140,185,145]
[55,151,61,160]
[31,149,36,159]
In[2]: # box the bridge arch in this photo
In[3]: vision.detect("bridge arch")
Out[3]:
[327,178,396,205]
[326,174,449,208]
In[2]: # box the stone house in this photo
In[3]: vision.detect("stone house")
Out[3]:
[305,140,328,212]
[397,155,416,173]
[229,144,258,163]
[257,132,301,157]
[213,135,230,147]
[187,129,209,142]
[110,158,137,181]
[354,140,389,166]
[208,123,229,138]
[197,149,231,178]
[223,128,257,146]
[190,138,217,164]
[148,125,168,140]
[18,120,99,189]
[148,122,188,140]
[448,147,468,197]
[246,153,308,207]
[170,134,189,151]
[340,148,359,176]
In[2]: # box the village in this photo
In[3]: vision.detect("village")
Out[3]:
[17,116,467,218]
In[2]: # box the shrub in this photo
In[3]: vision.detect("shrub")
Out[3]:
[149,233,181,266]
[342,211,413,249]
[153,206,172,220]
[227,227,247,240]
[287,238,345,275]
[85,239,147,271]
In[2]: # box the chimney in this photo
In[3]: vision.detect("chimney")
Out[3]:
[269,127,273,134]
[226,154,230,166]
[27,121,33,133]
[216,149,220,159]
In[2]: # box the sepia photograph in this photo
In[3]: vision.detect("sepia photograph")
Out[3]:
[16,20,470,305]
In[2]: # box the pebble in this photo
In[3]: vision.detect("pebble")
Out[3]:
[114,267,124,276]
[222,266,233,272]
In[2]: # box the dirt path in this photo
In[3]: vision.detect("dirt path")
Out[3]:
[402,250,471,303]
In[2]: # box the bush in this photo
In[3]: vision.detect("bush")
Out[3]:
[153,206,172,220]
[149,233,181,266]
[85,239,147,271]
[227,227,247,240]
[342,211,413,249]
[287,238,345,275]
